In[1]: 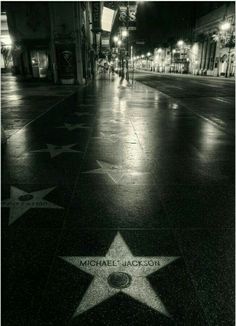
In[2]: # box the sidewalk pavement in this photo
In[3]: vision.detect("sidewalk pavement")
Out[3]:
[2,76,234,326]
[1,73,78,140]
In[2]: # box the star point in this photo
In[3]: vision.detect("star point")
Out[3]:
[31,143,81,158]
[61,233,179,317]
[83,160,150,184]
[2,186,63,225]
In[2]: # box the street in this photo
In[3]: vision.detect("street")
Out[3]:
[134,71,235,135]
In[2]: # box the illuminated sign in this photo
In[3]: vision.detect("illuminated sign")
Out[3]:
[101,7,115,32]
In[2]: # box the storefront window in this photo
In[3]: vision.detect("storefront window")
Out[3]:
[30,50,48,78]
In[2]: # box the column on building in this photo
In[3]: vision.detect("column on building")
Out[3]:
[202,38,210,71]
[50,2,83,84]
[204,37,212,71]
[200,40,207,70]
[208,41,217,72]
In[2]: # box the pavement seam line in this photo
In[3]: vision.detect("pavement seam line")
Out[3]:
[5,89,78,141]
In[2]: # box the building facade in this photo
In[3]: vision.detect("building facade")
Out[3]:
[133,3,235,77]
[194,2,235,77]
[3,2,104,84]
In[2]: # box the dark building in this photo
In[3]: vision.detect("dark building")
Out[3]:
[2,2,104,84]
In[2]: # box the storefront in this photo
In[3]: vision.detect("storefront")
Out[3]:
[30,49,49,78]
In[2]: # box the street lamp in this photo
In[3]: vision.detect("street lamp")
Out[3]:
[122,30,128,38]
[117,40,122,46]
[113,36,119,43]
[177,40,184,47]
[146,52,151,70]
[220,21,231,31]
[157,48,162,53]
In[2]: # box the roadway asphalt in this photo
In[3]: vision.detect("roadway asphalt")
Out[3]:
[133,71,235,135]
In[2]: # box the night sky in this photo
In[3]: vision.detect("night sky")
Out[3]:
[134,1,227,51]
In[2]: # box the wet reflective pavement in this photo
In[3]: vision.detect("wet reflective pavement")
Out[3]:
[134,71,235,135]
[1,74,77,140]
[2,76,234,325]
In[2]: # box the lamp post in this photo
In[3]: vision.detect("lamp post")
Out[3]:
[157,48,162,72]
[121,29,129,78]
[117,39,122,76]
[146,52,151,70]
[124,5,130,83]
[113,36,122,75]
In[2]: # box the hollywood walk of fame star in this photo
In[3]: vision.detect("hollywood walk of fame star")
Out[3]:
[83,160,150,184]
[56,123,90,131]
[61,233,179,317]
[2,186,63,225]
[31,144,81,158]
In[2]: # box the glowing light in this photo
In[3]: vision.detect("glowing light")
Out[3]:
[220,21,231,31]
[141,55,144,58]
[147,52,151,57]
[117,40,122,46]
[113,36,119,43]
[157,48,162,53]
[102,7,115,32]
[1,34,12,46]
[122,30,128,37]
[177,40,184,47]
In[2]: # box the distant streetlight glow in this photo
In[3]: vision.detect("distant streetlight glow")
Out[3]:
[117,40,122,46]
[113,36,119,43]
[220,21,231,31]
[147,52,151,56]
[122,30,128,37]
[177,40,184,47]
[141,54,144,58]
